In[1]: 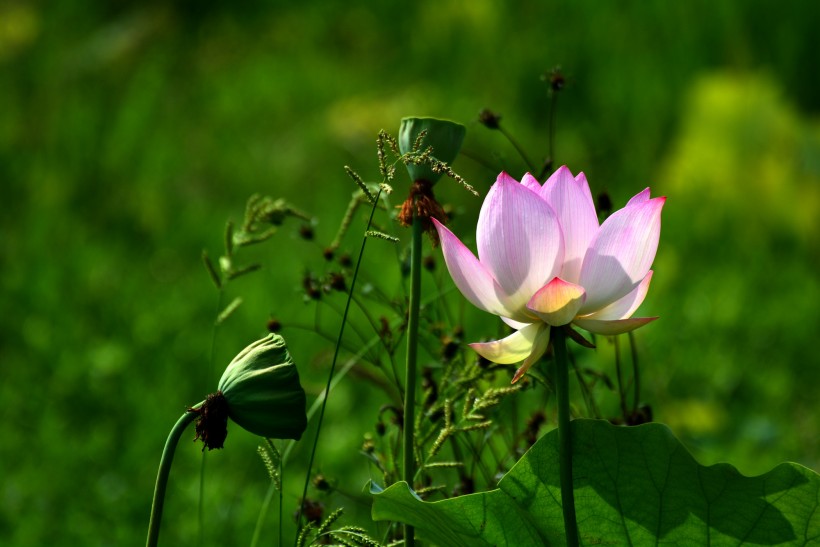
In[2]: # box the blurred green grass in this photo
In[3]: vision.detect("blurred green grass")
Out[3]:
[1,1,818,544]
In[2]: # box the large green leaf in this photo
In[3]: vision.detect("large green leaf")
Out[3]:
[372,419,820,546]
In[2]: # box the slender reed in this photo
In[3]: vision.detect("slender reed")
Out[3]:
[294,188,383,537]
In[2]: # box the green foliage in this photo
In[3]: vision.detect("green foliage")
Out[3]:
[2,1,819,545]
[372,419,820,546]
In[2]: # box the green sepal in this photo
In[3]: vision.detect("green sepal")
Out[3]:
[398,117,466,184]
[217,333,307,440]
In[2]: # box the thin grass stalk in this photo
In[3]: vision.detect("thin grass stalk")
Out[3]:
[293,188,383,539]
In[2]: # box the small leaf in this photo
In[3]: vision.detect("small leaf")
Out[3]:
[372,419,820,546]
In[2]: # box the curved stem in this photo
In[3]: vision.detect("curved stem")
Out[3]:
[403,212,423,547]
[553,328,578,547]
[146,404,202,547]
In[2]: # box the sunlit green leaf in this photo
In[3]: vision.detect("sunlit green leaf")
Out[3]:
[372,419,820,546]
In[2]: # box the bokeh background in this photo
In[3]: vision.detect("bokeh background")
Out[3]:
[2,1,819,545]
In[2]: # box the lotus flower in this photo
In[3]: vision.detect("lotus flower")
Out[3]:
[433,167,665,383]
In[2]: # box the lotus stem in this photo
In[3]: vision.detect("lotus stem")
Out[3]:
[554,328,579,547]
[402,210,423,547]
[147,403,202,547]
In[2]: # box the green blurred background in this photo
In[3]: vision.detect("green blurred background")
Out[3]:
[2,1,819,545]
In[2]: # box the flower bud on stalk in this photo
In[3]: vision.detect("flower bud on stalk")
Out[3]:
[192,333,308,450]
[397,117,466,245]
[398,117,466,186]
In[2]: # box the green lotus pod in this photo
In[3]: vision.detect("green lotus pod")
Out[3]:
[217,333,307,441]
[399,117,466,184]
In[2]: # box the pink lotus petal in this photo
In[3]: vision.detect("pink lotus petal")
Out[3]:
[469,323,543,365]
[626,187,651,207]
[527,277,587,326]
[477,173,564,313]
[573,316,658,335]
[584,271,653,321]
[520,172,541,193]
[578,196,665,314]
[511,324,551,383]
[575,172,595,207]
[539,166,599,283]
[433,219,525,321]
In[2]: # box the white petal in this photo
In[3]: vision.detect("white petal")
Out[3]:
[477,173,564,313]
[512,324,551,383]
[538,166,600,283]
[469,322,542,364]
[583,271,653,320]
[501,316,531,330]
[578,196,665,313]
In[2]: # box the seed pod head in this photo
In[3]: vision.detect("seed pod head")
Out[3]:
[217,333,307,440]
[398,117,466,185]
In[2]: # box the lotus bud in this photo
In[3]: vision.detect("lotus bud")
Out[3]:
[192,334,307,450]
[398,117,466,185]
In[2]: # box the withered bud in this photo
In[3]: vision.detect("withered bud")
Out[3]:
[440,336,459,362]
[596,191,613,218]
[326,272,346,293]
[267,318,282,333]
[322,247,335,261]
[298,224,314,240]
[297,499,324,524]
[338,252,352,268]
[313,474,331,491]
[302,273,322,300]
[549,68,565,92]
[478,108,502,129]
[422,255,436,272]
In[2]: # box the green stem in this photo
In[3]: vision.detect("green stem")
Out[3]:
[403,212,423,547]
[539,89,559,180]
[553,328,578,547]
[614,335,628,422]
[146,403,202,547]
[294,189,382,538]
[499,126,536,174]
[628,331,640,414]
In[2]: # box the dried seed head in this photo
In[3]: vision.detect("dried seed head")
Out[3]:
[267,318,282,333]
[190,391,229,451]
